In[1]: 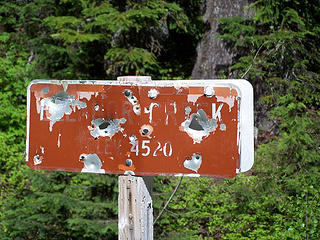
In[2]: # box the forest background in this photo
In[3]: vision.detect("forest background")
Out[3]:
[0,0,319,239]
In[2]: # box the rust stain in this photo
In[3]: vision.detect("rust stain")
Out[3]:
[118,164,136,172]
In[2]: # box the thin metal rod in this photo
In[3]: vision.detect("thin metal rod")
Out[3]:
[153,176,183,225]
[241,41,268,79]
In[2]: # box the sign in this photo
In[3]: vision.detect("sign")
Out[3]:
[26,77,254,177]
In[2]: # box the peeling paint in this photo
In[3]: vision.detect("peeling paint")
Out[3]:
[57,133,61,147]
[88,118,126,139]
[42,87,49,94]
[185,106,192,117]
[173,83,183,91]
[181,109,217,143]
[62,81,68,92]
[188,87,203,104]
[144,103,159,124]
[124,170,135,175]
[40,146,45,154]
[187,94,202,104]
[184,153,202,172]
[171,102,177,114]
[129,135,137,144]
[148,89,159,99]
[220,123,226,131]
[78,92,95,101]
[80,154,105,173]
[40,91,87,131]
[94,104,99,111]
[216,96,235,111]
[164,102,177,125]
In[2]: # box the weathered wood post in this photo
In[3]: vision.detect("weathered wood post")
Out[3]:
[118,176,153,239]
[117,76,154,240]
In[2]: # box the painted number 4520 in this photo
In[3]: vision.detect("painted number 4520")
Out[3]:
[131,140,173,157]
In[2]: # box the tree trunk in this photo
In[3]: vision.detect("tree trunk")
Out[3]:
[192,0,253,79]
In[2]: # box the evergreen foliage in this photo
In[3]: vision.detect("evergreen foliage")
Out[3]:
[153,0,320,239]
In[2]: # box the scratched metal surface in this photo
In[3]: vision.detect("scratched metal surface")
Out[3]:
[26,79,253,178]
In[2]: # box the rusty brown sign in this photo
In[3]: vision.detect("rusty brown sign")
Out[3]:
[26,77,254,177]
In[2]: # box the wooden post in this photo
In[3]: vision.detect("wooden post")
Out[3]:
[117,76,154,239]
[118,176,153,240]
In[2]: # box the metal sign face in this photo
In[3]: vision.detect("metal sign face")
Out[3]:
[26,78,254,178]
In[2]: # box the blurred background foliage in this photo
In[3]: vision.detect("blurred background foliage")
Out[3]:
[0,0,319,239]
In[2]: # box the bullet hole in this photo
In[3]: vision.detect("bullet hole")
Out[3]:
[94,104,99,111]
[189,117,204,131]
[133,104,141,115]
[181,109,218,144]
[80,153,105,174]
[89,118,126,139]
[142,128,149,135]
[148,89,159,99]
[139,124,153,137]
[99,121,110,130]
[124,89,132,97]
[204,86,214,98]
[33,155,42,165]
[126,159,133,167]
[184,153,202,172]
